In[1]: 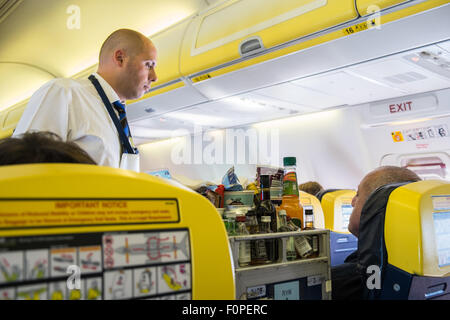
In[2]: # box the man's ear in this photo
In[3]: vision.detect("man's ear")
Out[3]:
[113,49,126,67]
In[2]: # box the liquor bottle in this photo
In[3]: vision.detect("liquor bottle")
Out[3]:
[286,215,299,231]
[278,210,296,261]
[309,235,320,258]
[257,175,278,233]
[260,215,275,263]
[248,210,269,265]
[280,157,304,229]
[294,236,313,259]
[277,210,290,232]
[236,215,251,267]
[270,170,284,208]
[304,208,315,230]
[246,209,258,234]
[224,211,237,236]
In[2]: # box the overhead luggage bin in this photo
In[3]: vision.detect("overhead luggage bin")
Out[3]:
[0,164,235,300]
[177,0,448,103]
[0,101,27,139]
[180,0,358,83]
[356,0,409,16]
[120,0,449,131]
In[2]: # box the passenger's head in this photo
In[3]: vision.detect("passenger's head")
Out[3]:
[348,166,421,238]
[97,28,158,101]
[0,131,96,165]
[299,181,324,197]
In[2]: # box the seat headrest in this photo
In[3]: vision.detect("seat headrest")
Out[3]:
[357,181,415,299]
[358,182,411,268]
[316,188,341,201]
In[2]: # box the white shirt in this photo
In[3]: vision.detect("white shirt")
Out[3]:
[13,73,133,168]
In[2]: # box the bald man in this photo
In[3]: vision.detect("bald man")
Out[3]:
[348,166,421,238]
[14,29,157,170]
[331,166,421,300]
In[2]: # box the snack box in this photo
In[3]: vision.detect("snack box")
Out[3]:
[224,190,255,207]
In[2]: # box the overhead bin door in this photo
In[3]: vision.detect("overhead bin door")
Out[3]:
[0,101,27,139]
[180,0,358,78]
[356,0,409,16]
[0,111,6,139]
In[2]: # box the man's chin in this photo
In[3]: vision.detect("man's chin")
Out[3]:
[126,92,145,102]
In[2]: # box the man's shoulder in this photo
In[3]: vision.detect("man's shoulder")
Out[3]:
[32,78,95,101]
[45,77,90,90]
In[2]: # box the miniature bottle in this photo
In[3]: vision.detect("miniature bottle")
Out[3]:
[236,215,251,267]
[286,215,299,231]
[257,175,278,233]
[224,211,237,236]
[309,235,320,258]
[277,210,290,232]
[304,208,315,230]
[278,210,296,261]
[248,210,269,265]
[260,215,275,263]
[294,236,313,259]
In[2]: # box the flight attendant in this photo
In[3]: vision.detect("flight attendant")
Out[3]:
[13,29,158,171]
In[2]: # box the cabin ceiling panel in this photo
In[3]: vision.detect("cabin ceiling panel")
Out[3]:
[0,0,208,111]
[255,82,347,110]
[291,70,408,105]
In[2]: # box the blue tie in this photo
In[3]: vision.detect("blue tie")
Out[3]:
[113,101,138,153]
[113,101,129,137]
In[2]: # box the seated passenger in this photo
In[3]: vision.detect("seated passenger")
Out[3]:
[299,181,324,197]
[331,166,421,300]
[0,131,96,165]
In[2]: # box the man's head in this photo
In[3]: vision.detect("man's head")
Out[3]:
[97,29,158,101]
[348,166,421,237]
[0,131,96,165]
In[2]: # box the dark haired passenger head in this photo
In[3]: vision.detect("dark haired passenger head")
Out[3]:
[299,181,324,197]
[0,131,96,165]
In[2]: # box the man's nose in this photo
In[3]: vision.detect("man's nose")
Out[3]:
[149,69,157,83]
[351,196,356,207]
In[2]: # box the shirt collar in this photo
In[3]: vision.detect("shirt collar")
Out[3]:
[91,72,122,105]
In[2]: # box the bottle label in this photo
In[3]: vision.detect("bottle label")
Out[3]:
[239,241,251,265]
[254,240,268,259]
[286,237,296,261]
[283,172,299,196]
[294,236,312,257]
[312,236,319,252]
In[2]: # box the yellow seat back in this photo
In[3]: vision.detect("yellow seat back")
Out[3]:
[385,180,450,277]
[321,190,356,233]
[0,164,235,300]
